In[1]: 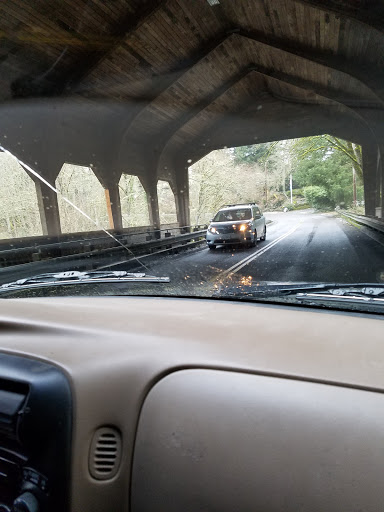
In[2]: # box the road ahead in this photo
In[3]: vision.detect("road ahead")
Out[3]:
[138,210,384,293]
[0,210,383,294]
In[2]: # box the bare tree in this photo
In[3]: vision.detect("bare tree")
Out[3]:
[119,174,150,227]
[189,149,267,223]
[55,164,110,233]
[0,154,42,239]
[157,181,178,225]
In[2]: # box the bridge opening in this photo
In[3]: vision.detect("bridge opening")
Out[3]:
[0,152,42,239]
[189,135,364,220]
[157,180,178,226]
[56,164,109,233]
[119,174,150,228]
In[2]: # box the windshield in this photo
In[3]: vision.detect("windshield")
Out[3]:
[213,209,252,222]
[0,1,383,315]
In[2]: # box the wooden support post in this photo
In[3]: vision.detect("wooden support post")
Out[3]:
[362,143,379,217]
[35,181,62,236]
[140,176,161,236]
[381,159,384,218]
[105,184,123,231]
[378,146,384,218]
[171,167,191,230]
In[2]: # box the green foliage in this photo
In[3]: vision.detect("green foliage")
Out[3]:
[303,186,332,208]
[282,200,310,211]
[292,203,310,210]
[291,135,362,179]
[232,142,275,164]
[292,144,361,208]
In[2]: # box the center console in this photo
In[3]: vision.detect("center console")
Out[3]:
[0,354,72,512]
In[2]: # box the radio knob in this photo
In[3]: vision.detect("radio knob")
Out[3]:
[12,492,39,512]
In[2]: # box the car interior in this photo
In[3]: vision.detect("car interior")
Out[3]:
[0,298,383,512]
[0,1,383,511]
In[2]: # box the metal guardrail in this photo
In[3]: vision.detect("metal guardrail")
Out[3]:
[98,232,207,272]
[341,212,384,234]
[0,226,208,269]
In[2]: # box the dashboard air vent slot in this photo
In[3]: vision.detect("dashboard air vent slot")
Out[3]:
[89,427,122,480]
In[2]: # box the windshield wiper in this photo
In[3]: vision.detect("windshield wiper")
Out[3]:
[215,283,384,313]
[0,270,170,293]
[295,285,384,309]
[220,282,384,297]
[216,283,384,311]
[295,284,384,298]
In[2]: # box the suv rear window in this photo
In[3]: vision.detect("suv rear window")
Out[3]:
[213,209,252,222]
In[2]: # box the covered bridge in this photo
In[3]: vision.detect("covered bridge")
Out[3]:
[0,0,383,235]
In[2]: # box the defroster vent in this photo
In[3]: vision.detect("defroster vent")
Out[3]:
[89,427,122,480]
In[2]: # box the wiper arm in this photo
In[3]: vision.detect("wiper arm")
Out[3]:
[0,270,170,293]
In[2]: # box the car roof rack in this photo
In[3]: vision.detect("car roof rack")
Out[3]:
[220,202,258,209]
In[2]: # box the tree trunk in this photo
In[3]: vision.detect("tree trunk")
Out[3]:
[264,160,268,205]
[351,143,363,179]
[352,165,357,205]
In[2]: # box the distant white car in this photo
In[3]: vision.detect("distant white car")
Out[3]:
[206,203,266,250]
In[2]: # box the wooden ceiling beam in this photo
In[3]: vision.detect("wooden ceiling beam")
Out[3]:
[9,2,384,105]
[121,33,234,130]
[176,100,366,169]
[249,63,383,110]
[12,0,165,97]
[65,0,166,92]
[152,68,257,154]
[297,0,384,33]
[236,29,384,103]
[163,70,372,166]
[124,30,382,144]
[125,27,382,132]
[157,61,379,164]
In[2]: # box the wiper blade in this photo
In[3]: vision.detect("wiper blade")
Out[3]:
[216,282,384,301]
[296,285,384,299]
[225,283,384,298]
[295,285,384,309]
[296,292,384,311]
[215,282,384,312]
[0,270,170,292]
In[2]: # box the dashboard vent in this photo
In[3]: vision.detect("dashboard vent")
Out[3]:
[89,427,122,480]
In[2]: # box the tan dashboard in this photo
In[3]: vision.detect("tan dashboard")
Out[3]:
[0,297,383,511]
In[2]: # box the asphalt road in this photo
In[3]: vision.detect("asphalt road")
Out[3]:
[0,210,383,296]
[136,209,384,294]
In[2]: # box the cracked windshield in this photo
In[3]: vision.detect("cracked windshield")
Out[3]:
[0,0,383,314]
